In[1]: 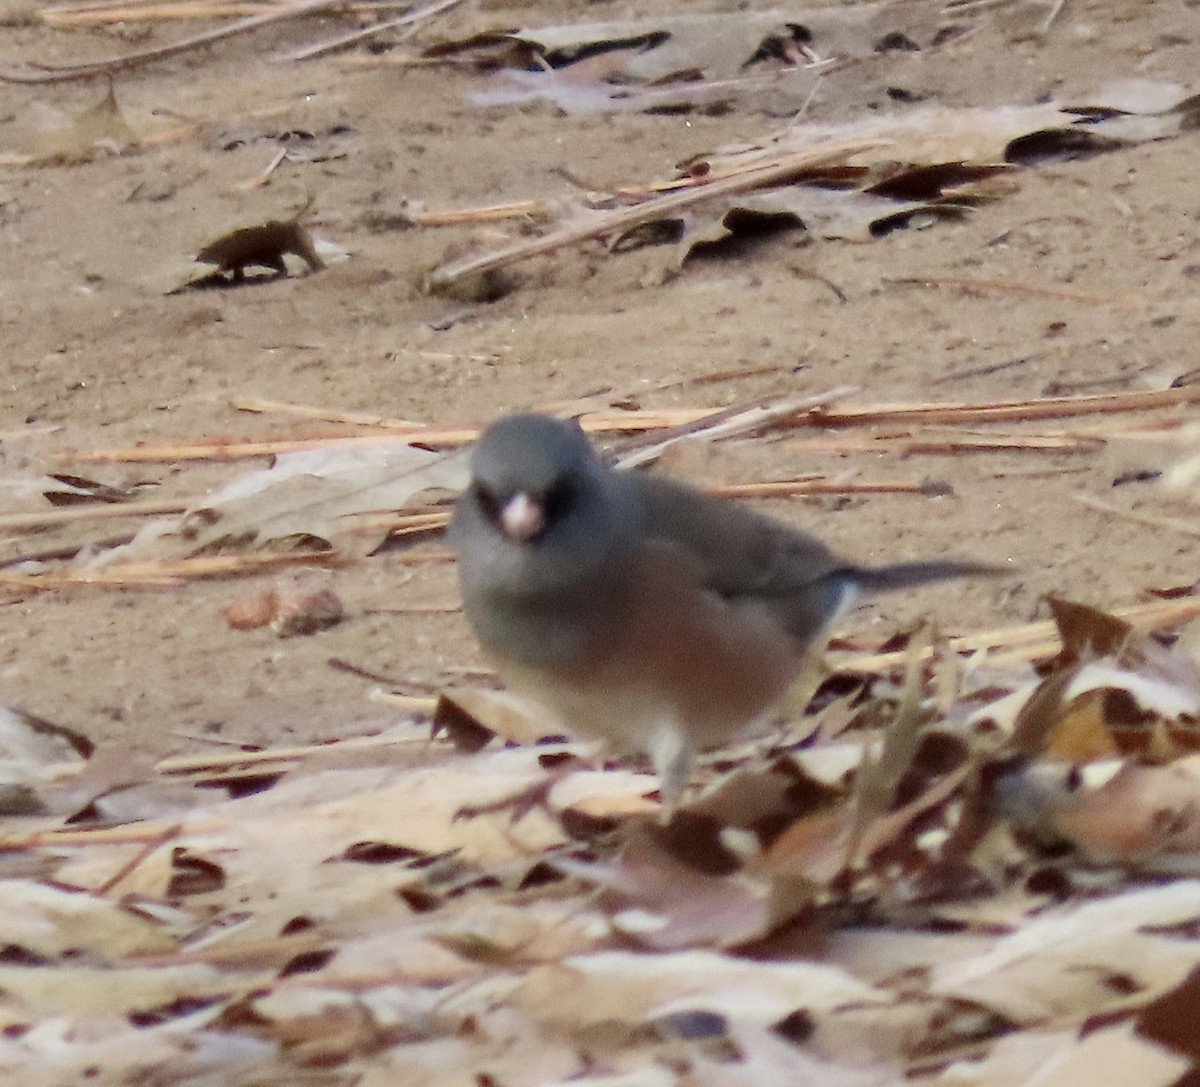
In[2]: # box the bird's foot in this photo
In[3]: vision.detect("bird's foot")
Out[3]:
[649,723,695,826]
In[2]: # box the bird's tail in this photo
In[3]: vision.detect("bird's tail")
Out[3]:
[852,560,1009,592]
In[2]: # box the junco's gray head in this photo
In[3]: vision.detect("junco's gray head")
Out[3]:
[465,414,601,546]
[451,415,633,659]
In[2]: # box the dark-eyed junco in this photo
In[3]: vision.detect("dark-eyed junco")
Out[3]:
[450,413,1003,812]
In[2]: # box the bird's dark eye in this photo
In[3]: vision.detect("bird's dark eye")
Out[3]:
[472,483,503,525]
[542,479,576,524]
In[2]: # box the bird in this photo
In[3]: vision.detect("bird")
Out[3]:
[450,413,1003,814]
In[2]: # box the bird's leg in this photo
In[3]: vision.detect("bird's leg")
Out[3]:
[648,722,694,824]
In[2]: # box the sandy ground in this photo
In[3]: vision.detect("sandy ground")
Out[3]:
[0,0,1197,759]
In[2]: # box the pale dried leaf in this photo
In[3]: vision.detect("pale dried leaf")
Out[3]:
[188,748,565,867]
[441,5,939,85]
[515,950,885,1031]
[1021,1021,1188,1087]
[1065,660,1200,719]
[29,83,137,163]
[0,879,180,958]
[167,441,467,554]
[931,880,1200,1021]
[0,959,232,1017]
[1015,756,1200,867]
[675,187,970,263]
[0,705,90,813]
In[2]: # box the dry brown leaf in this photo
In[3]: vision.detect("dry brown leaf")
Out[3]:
[0,1021,276,1087]
[942,1024,1187,1087]
[108,440,468,559]
[0,879,183,957]
[13,592,1200,1083]
[575,825,782,950]
[0,957,232,1016]
[0,704,91,814]
[514,949,885,1035]
[187,749,566,867]
[435,5,941,85]
[1136,962,1200,1062]
[1021,1021,1188,1087]
[930,880,1200,1022]
[52,838,177,898]
[28,82,137,163]
[225,586,280,630]
[430,86,1196,292]
[1021,756,1200,867]
[681,88,1194,181]
[672,186,976,264]
[433,687,567,749]
[547,767,659,819]
[351,1034,583,1087]
[1005,598,1200,761]
[1040,689,1121,762]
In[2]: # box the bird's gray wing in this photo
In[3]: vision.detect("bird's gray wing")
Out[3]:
[613,472,842,593]
[611,470,1004,644]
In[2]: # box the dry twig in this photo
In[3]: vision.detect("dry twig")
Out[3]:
[835,596,1200,674]
[0,0,347,82]
[61,386,1200,463]
[889,273,1145,309]
[1073,494,1200,539]
[275,0,463,62]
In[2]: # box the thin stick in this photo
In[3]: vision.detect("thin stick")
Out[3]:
[890,274,1144,309]
[403,200,546,227]
[0,0,349,83]
[157,729,437,774]
[816,385,1200,427]
[60,432,462,463]
[228,400,1103,455]
[343,511,450,535]
[653,363,789,390]
[234,146,286,190]
[834,597,1200,674]
[871,433,1104,454]
[1041,0,1068,33]
[0,498,191,532]
[45,3,277,23]
[0,571,183,589]
[930,354,1035,386]
[712,480,939,498]
[41,0,408,18]
[0,551,340,590]
[349,476,945,539]
[0,424,62,441]
[1073,494,1200,538]
[94,825,180,895]
[60,385,1200,464]
[611,387,858,470]
[276,0,462,62]
[232,397,425,427]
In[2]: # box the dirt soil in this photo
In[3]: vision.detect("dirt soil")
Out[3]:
[0,0,1197,760]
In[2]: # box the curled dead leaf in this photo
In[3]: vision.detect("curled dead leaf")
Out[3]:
[225,588,278,630]
[271,586,344,637]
